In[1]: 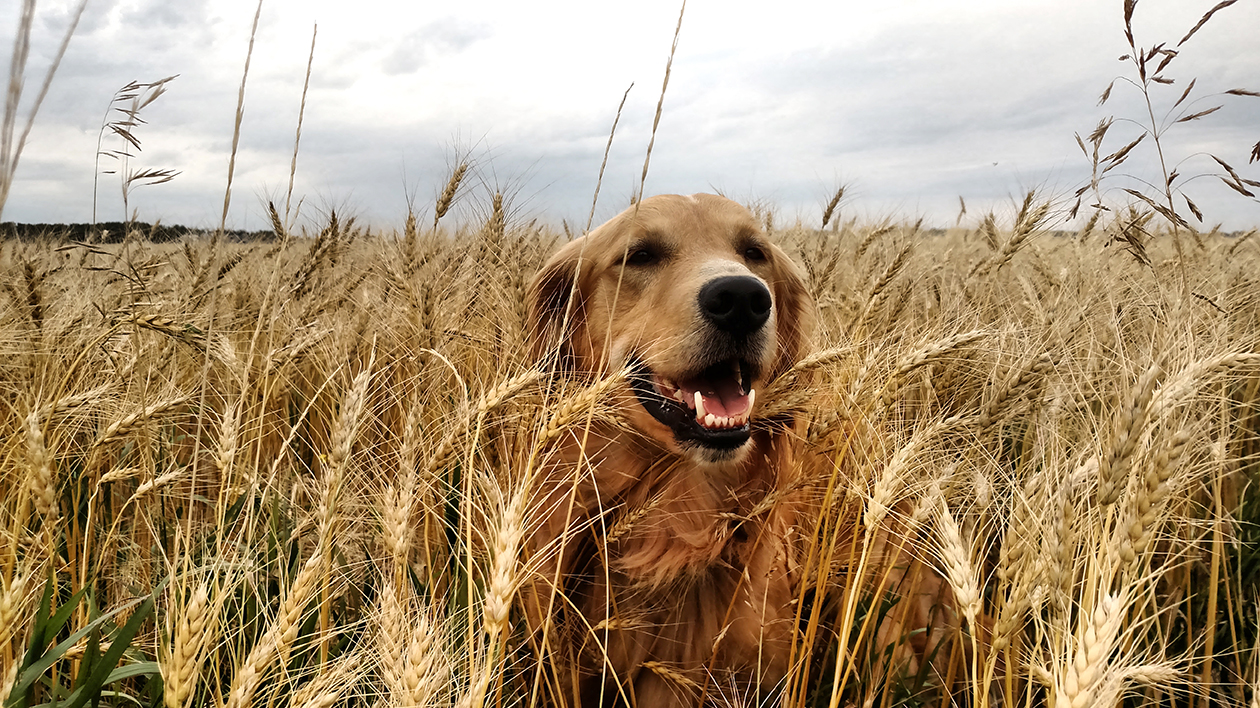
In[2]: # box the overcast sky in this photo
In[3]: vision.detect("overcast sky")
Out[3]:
[4,0,1259,231]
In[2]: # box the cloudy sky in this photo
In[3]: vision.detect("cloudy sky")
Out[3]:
[4,0,1259,231]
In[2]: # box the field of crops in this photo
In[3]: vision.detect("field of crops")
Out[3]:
[1,190,1258,706]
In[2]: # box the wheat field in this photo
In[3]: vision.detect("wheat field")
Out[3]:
[1,187,1258,707]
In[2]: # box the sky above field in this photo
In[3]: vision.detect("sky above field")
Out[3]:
[3,0,1259,231]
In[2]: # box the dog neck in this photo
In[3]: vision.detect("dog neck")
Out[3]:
[563,424,788,589]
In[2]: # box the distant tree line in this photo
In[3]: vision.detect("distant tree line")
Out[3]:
[0,222,276,243]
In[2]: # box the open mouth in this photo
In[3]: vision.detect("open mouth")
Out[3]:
[628,357,759,450]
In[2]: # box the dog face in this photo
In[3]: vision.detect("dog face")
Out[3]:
[529,193,811,461]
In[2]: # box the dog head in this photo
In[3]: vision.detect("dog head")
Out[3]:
[528,194,813,461]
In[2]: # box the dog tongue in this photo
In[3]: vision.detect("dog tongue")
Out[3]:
[681,374,749,418]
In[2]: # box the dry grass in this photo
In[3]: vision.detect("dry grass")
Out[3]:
[0,189,1257,707]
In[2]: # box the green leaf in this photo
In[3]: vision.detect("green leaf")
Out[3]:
[73,601,101,691]
[50,663,160,708]
[7,613,114,707]
[63,594,155,708]
[45,588,88,648]
[9,581,88,708]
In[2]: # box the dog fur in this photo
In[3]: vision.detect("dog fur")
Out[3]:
[523,194,814,707]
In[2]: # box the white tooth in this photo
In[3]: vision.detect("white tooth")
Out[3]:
[694,391,706,419]
[747,388,757,416]
[705,413,716,427]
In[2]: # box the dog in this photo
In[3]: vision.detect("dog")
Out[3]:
[522,194,814,707]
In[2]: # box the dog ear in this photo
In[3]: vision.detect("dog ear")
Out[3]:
[767,244,815,379]
[527,238,591,368]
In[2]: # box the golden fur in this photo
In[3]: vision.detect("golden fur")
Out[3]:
[524,194,813,707]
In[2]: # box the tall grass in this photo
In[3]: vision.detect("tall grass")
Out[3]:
[1,186,1258,706]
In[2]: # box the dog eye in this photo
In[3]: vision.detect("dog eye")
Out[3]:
[744,246,767,262]
[625,248,657,266]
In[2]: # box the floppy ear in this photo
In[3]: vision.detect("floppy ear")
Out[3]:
[527,238,591,369]
[767,244,815,379]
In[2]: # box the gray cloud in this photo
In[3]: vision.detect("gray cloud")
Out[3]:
[3,1,1257,230]
[382,17,490,76]
[122,0,211,30]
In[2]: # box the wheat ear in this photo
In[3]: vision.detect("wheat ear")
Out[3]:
[977,351,1054,432]
[24,408,57,521]
[880,329,990,409]
[757,345,854,419]
[851,242,914,334]
[1119,428,1191,566]
[821,185,845,228]
[224,367,371,708]
[161,583,218,708]
[93,395,193,448]
[1097,363,1161,506]
[434,162,468,228]
[420,369,543,477]
[1055,592,1126,708]
[288,653,361,708]
[538,367,630,444]
[402,605,447,706]
[466,481,530,708]
[1149,352,1260,418]
[377,579,409,698]
[0,571,32,648]
[854,224,894,260]
[934,496,981,629]
[224,551,323,708]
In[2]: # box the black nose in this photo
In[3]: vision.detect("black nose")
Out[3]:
[697,276,772,338]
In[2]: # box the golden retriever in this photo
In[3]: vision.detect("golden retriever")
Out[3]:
[523,194,813,707]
